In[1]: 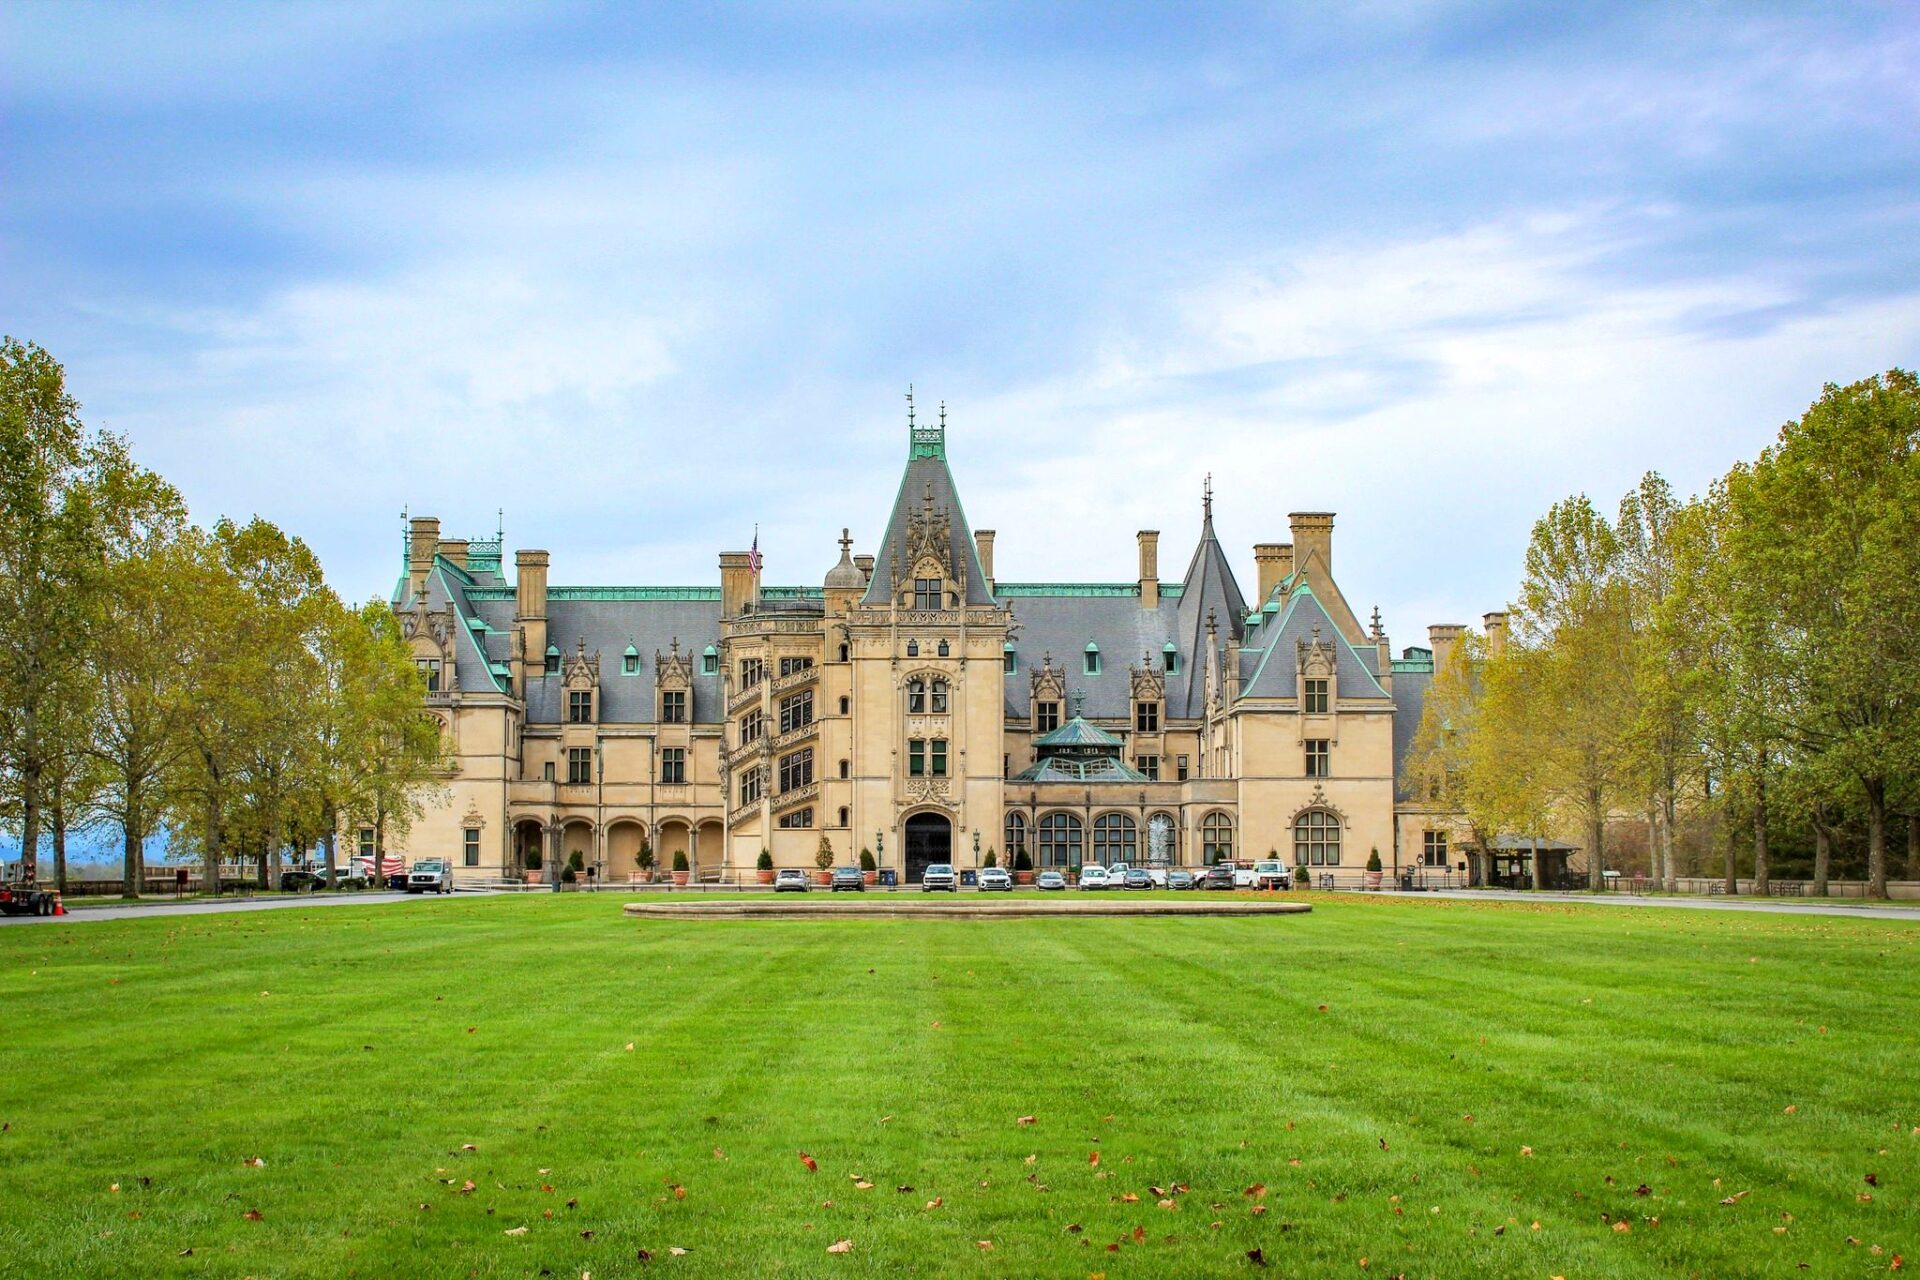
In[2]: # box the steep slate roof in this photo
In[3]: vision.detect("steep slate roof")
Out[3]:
[1238,583,1391,702]
[1171,499,1247,718]
[1002,592,1188,720]
[861,419,994,607]
[1390,668,1431,801]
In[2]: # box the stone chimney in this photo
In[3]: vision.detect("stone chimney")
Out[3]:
[974,529,996,595]
[439,538,469,572]
[514,549,549,686]
[1428,623,1466,675]
[720,552,759,619]
[407,516,440,601]
[1137,530,1159,608]
[853,553,875,584]
[1482,611,1510,659]
[1253,542,1294,604]
[1288,513,1334,581]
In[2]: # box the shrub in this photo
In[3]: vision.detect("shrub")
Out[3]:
[815,835,834,871]
[637,837,654,871]
[672,849,689,872]
[561,866,577,884]
[525,849,542,871]
[757,848,774,871]
[567,849,584,872]
[1013,848,1033,872]
[1366,847,1383,872]
[983,848,997,868]
[859,848,876,872]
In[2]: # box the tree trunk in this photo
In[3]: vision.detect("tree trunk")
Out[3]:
[1723,813,1738,895]
[1812,821,1831,897]
[50,798,69,895]
[1588,807,1605,892]
[1908,814,1919,882]
[1864,777,1888,900]
[1662,790,1679,893]
[322,822,338,890]
[19,764,41,883]
[123,819,145,900]
[1751,774,1770,896]
[203,791,222,897]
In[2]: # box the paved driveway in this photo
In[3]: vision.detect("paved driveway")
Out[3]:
[1378,887,1920,921]
[0,890,482,926]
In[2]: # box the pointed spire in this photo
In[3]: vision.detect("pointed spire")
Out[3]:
[1203,473,1213,524]
[1370,605,1384,641]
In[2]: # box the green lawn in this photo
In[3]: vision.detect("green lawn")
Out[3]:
[1,894,1916,1278]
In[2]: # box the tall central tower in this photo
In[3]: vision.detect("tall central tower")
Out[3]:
[846,399,1011,879]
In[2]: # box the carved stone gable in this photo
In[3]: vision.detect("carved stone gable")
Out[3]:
[1030,653,1066,705]
[1296,625,1336,680]
[1129,653,1167,702]
[654,638,694,689]
[562,639,601,688]
[902,485,955,586]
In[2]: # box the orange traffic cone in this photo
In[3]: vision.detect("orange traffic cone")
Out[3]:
[53,895,66,916]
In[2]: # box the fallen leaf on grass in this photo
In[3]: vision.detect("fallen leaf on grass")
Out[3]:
[1089,1151,1100,1166]
[976,1240,993,1251]
[461,1144,476,1152]
[1785,1105,1798,1114]
[826,1239,852,1254]
[1245,1183,1267,1200]
[670,1247,688,1256]
[243,1210,263,1221]
[459,1180,475,1194]
[625,1043,634,1052]
[925,1197,943,1209]
[799,1152,818,1172]
[1520,1146,1534,1157]
[1131,1226,1147,1244]
[1613,1221,1632,1233]
[853,1180,873,1191]
[713,1148,726,1160]
[242,1156,266,1168]
[504,1226,528,1235]
[1720,1191,1751,1205]
[1017,1115,1037,1126]
[1247,1247,1266,1266]
[1251,1205,1268,1216]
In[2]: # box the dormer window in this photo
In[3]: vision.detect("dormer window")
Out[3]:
[702,645,719,675]
[913,578,941,610]
[1035,700,1060,733]
[660,690,687,724]
[1162,642,1179,674]
[1003,644,1017,675]
[1135,700,1158,733]
[1084,643,1101,675]
[416,658,441,693]
[544,644,560,674]
[567,690,593,724]
[623,647,639,675]
[1304,677,1329,713]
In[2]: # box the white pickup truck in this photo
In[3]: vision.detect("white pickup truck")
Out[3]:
[1235,859,1292,890]
[405,858,454,894]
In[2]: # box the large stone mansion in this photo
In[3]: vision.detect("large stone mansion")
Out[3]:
[388,407,1487,886]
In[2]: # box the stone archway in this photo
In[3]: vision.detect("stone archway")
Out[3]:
[694,820,725,880]
[904,811,952,885]
[512,819,545,877]
[558,819,595,882]
[657,819,693,878]
[606,820,648,883]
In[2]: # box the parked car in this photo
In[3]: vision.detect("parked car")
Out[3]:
[1105,862,1134,885]
[406,858,454,894]
[773,868,810,892]
[1035,869,1067,891]
[1250,859,1291,890]
[977,866,1013,892]
[1166,869,1196,890]
[920,863,958,892]
[279,868,326,892]
[1123,868,1154,890]
[830,866,865,892]
[1078,865,1112,890]
[1199,865,1236,890]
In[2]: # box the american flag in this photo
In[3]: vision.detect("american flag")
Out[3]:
[747,525,761,574]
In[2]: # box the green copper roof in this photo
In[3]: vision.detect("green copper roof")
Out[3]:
[1032,716,1123,749]
[1010,755,1151,783]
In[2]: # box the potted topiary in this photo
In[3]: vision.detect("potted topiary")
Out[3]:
[671,848,690,887]
[859,847,877,885]
[524,848,544,885]
[1295,858,1310,890]
[1013,848,1034,886]
[1364,847,1383,891]
[637,835,655,883]
[566,849,584,889]
[814,835,834,885]
[983,848,997,869]
[1068,860,1081,886]
[756,848,775,885]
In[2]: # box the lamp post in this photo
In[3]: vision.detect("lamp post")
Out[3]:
[973,829,981,866]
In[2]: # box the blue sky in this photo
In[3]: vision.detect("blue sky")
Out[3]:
[5,1,1917,646]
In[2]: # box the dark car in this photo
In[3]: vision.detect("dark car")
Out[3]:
[1199,865,1236,890]
[279,869,326,892]
[1166,869,1196,891]
[1123,868,1154,890]
[830,866,866,892]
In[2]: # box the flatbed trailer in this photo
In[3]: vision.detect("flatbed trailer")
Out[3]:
[0,883,62,916]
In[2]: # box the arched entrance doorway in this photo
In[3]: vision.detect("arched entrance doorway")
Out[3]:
[904,812,951,884]
[512,819,545,877]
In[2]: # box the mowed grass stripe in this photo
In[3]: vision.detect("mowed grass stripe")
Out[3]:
[0,895,1915,1278]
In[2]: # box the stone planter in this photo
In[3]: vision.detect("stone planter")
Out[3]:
[1014,871,1035,885]
[525,869,544,885]
[1363,870,1383,891]
[814,869,833,885]
[863,871,878,885]
[756,868,775,885]
[672,870,690,887]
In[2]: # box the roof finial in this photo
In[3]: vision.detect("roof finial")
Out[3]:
[906,384,915,430]
[1069,687,1086,718]
[839,527,853,555]
[1203,473,1213,523]
[496,507,504,543]
[1205,607,1218,637]
[1370,605,1384,641]
[939,400,946,430]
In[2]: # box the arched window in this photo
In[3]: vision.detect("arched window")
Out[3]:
[1092,814,1137,866]
[1146,812,1178,865]
[931,678,949,713]
[838,806,850,828]
[1201,812,1234,865]
[1003,811,1027,864]
[1037,813,1083,868]
[838,758,849,779]
[1294,809,1341,866]
[906,679,926,713]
